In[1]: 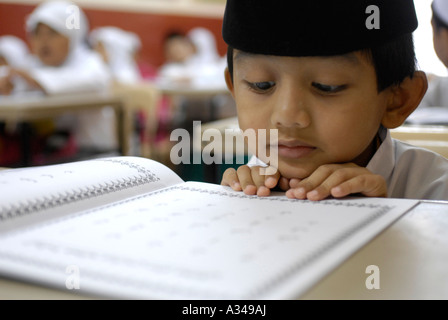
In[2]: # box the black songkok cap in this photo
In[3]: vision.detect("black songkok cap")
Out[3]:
[222,0,418,57]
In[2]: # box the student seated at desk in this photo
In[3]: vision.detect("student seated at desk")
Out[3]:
[0,35,31,95]
[407,0,448,124]
[416,0,448,109]
[220,0,448,201]
[89,26,143,85]
[89,26,159,157]
[0,1,116,157]
[0,35,60,166]
[158,27,226,88]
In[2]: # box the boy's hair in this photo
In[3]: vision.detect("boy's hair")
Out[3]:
[223,0,418,93]
[226,32,417,93]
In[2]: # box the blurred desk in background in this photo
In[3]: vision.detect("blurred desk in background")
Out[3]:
[0,92,125,167]
[390,125,448,158]
[156,82,232,125]
[113,82,161,159]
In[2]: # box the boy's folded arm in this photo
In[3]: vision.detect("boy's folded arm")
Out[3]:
[286,163,387,201]
[222,162,387,201]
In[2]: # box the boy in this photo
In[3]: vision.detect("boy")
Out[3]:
[220,0,448,201]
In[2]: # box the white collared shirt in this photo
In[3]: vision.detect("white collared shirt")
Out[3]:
[367,126,448,200]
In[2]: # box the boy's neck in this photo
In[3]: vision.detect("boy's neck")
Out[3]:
[353,133,382,167]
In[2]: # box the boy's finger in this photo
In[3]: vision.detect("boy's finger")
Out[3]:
[278,177,290,191]
[263,167,281,189]
[236,165,257,195]
[248,167,271,196]
[331,174,387,198]
[220,168,242,191]
[289,178,301,188]
[290,164,358,200]
[306,167,371,200]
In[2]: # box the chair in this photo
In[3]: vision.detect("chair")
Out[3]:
[112,82,161,158]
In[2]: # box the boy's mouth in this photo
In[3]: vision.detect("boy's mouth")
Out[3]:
[274,140,316,159]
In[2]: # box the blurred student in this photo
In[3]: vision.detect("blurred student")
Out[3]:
[159,27,226,88]
[0,35,31,95]
[89,26,143,84]
[418,0,448,108]
[0,1,117,156]
[0,1,111,95]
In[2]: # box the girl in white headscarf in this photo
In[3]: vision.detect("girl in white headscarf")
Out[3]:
[413,0,448,118]
[89,26,142,84]
[23,0,111,94]
[158,27,226,88]
[0,1,116,151]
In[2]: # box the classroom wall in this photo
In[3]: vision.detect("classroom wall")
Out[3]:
[0,2,227,68]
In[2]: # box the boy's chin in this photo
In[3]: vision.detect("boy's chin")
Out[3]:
[277,162,314,180]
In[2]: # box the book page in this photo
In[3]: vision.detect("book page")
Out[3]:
[0,156,183,232]
[0,181,418,299]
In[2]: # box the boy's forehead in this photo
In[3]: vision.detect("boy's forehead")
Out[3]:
[223,0,417,57]
[233,50,362,66]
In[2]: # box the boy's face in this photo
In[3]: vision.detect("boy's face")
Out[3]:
[29,23,70,67]
[226,50,390,179]
[432,19,448,68]
[164,37,196,64]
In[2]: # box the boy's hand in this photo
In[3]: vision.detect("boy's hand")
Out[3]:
[8,69,43,91]
[0,76,14,95]
[221,165,289,196]
[286,163,387,201]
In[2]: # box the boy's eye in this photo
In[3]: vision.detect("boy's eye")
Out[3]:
[246,81,276,92]
[312,82,346,93]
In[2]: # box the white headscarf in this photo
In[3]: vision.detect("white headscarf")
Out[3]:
[23,1,112,95]
[89,26,142,83]
[0,35,30,68]
[433,0,448,25]
[187,27,220,65]
[158,27,226,88]
[25,0,89,52]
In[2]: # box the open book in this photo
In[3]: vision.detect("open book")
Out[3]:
[0,156,418,299]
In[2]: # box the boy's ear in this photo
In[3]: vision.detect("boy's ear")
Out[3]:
[224,67,235,97]
[381,71,428,128]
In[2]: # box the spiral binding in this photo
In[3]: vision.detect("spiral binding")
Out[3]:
[0,158,160,221]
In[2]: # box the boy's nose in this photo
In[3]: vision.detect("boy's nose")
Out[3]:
[270,89,311,128]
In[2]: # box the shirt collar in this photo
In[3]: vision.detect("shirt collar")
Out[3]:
[366,126,395,181]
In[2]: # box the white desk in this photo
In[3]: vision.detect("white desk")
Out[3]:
[0,200,447,300]
[0,92,125,166]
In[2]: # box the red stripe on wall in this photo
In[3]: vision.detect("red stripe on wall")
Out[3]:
[0,3,226,68]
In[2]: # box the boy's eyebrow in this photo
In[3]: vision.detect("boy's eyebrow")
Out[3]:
[322,52,361,65]
[234,50,361,65]
[233,50,258,62]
